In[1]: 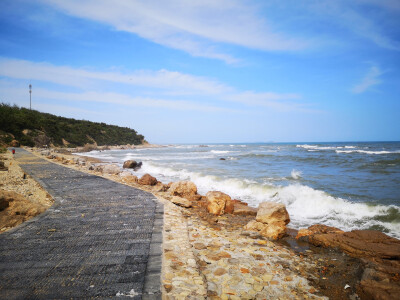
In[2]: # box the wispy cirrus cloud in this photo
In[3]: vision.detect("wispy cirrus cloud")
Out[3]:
[0,57,232,95]
[308,0,400,51]
[38,0,310,63]
[352,65,383,94]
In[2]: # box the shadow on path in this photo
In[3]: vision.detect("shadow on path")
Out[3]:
[0,148,163,299]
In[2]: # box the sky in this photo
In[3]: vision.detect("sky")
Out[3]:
[0,0,399,143]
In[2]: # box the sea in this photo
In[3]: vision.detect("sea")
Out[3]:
[81,142,400,239]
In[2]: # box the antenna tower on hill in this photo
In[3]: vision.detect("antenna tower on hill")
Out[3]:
[29,84,32,110]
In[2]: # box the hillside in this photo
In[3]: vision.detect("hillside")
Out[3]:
[0,103,145,148]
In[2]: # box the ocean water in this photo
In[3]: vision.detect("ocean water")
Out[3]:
[81,142,400,239]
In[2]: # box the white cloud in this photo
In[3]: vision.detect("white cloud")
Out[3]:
[0,57,232,95]
[0,57,308,112]
[39,0,309,63]
[0,79,233,113]
[352,65,383,94]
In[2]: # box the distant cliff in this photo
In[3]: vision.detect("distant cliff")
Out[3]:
[0,103,145,147]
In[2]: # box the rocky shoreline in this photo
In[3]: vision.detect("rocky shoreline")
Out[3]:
[2,147,399,299]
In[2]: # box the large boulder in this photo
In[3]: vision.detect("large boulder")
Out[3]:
[256,202,290,225]
[138,174,157,186]
[206,191,233,215]
[169,181,198,199]
[102,164,121,175]
[244,201,290,240]
[123,160,138,169]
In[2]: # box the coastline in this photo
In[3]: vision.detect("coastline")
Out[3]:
[2,146,399,299]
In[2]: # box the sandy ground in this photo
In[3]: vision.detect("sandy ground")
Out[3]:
[0,150,53,232]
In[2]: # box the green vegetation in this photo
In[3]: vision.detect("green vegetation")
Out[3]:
[0,103,145,147]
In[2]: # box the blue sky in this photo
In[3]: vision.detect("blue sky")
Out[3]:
[0,0,399,143]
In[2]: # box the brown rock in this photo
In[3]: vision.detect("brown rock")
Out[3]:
[194,243,207,250]
[301,226,400,300]
[152,182,169,192]
[169,181,197,198]
[122,160,138,169]
[225,199,234,214]
[256,201,290,225]
[309,229,400,260]
[0,161,8,172]
[214,268,227,276]
[233,203,257,216]
[296,224,344,239]
[121,174,138,184]
[10,140,19,147]
[244,219,288,240]
[138,174,157,186]
[170,196,192,208]
[206,191,231,215]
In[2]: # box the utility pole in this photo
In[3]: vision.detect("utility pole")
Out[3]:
[29,84,32,110]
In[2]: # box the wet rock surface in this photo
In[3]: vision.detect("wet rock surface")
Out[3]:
[297,225,400,300]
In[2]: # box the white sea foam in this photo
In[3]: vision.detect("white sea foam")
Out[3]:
[336,150,400,155]
[291,169,302,179]
[137,162,400,238]
[211,150,231,154]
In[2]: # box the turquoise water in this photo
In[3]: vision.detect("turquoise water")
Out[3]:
[82,142,400,238]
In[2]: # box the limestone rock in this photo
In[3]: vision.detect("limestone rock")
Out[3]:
[138,173,157,186]
[102,164,121,175]
[244,201,290,240]
[256,201,290,225]
[206,191,232,216]
[169,181,198,199]
[119,171,133,178]
[170,196,192,208]
[233,203,257,216]
[120,172,138,184]
[296,224,344,239]
[123,160,138,169]
[309,229,400,260]
[152,182,169,192]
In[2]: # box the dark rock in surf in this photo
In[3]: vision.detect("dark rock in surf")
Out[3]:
[133,161,142,171]
[123,160,138,169]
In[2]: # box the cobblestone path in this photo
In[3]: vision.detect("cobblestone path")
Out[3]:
[0,149,163,299]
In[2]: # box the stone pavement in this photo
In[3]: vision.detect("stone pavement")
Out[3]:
[0,148,163,299]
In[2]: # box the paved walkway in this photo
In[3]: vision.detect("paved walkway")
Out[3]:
[0,149,163,299]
